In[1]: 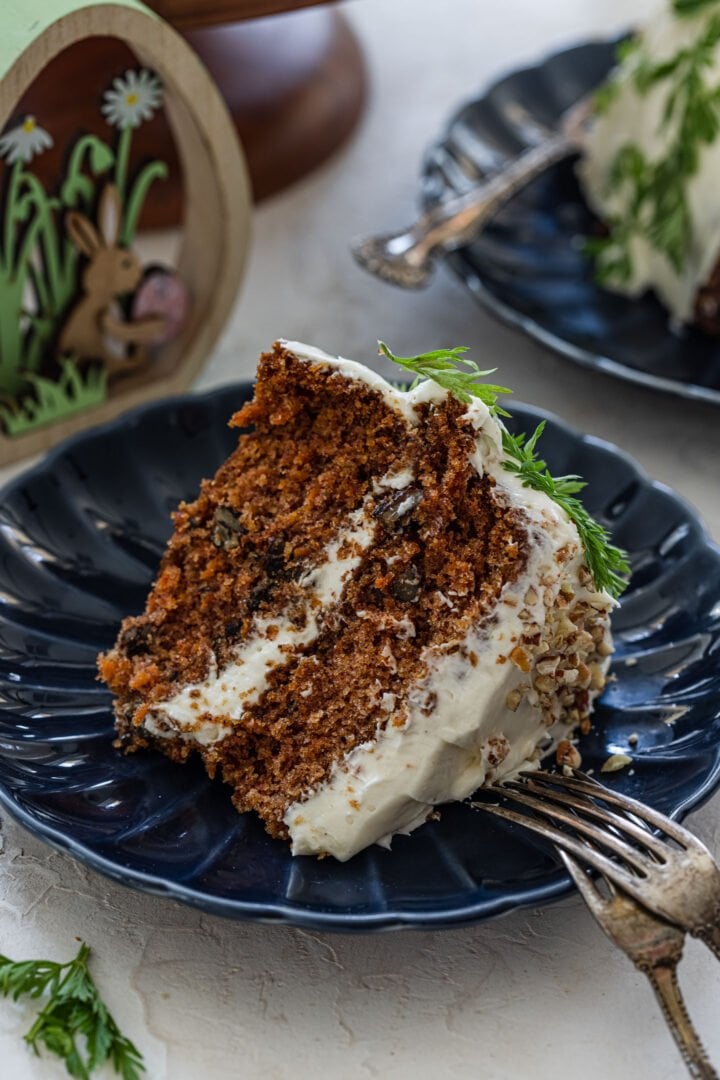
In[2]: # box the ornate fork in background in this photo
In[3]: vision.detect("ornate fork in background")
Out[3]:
[351,98,592,289]
[473,770,720,1079]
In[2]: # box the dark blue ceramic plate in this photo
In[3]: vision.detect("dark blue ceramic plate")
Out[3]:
[422,39,720,406]
[0,385,719,931]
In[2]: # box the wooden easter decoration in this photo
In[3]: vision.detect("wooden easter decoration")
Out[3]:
[0,0,251,465]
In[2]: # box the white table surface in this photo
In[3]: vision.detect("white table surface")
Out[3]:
[2,0,720,1076]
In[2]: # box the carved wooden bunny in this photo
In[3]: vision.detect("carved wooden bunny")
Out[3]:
[59,184,165,376]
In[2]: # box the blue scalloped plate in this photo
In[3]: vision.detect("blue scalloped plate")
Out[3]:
[0,384,719,930]
[422,38,720,406]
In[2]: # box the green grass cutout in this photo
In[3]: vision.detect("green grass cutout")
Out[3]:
[0,359,107,436]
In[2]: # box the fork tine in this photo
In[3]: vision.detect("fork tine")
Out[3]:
[494,786,652,875]
[504,778,672,862]
[525,770,702,851]
[477,803,642,893]
[558,849,607,911]
[556,850,631,926]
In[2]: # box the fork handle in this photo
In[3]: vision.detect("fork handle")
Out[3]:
[695,923,720,962]
[645,965,718,1079]
[411,131,575,259]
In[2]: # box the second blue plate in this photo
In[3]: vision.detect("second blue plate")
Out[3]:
[422,38,720,406]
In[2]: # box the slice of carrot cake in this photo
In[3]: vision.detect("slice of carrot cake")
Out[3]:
[580,2,720,331]
[98,341,628,861]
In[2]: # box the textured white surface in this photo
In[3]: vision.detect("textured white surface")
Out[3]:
[2,0,720,1077]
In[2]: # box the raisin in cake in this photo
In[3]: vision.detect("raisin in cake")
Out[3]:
[99,341,615,860]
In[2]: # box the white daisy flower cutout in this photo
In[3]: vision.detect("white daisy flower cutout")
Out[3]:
[102,69,163,130]
[0,116,53,165]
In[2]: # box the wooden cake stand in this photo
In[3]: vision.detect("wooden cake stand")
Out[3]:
[21,0,366,225]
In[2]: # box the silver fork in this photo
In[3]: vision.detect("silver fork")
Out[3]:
[352,97,592,289]
[561,850,717,1080]
[480,770,720,958]
[472,770,720,1079]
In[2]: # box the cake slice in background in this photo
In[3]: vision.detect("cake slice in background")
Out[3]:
[99,341,627,861]
[580,1,720,331]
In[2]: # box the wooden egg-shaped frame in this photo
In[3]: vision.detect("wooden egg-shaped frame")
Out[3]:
[0,0,252,464]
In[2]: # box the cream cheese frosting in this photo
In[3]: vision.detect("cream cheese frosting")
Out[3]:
[579,7,720,323]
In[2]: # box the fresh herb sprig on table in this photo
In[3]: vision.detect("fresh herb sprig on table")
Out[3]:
[379,343,630,599]
[0,941,145,1080]
[589,2,720,283]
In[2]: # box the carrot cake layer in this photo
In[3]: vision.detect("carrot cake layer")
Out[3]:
[99,342,615,861]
